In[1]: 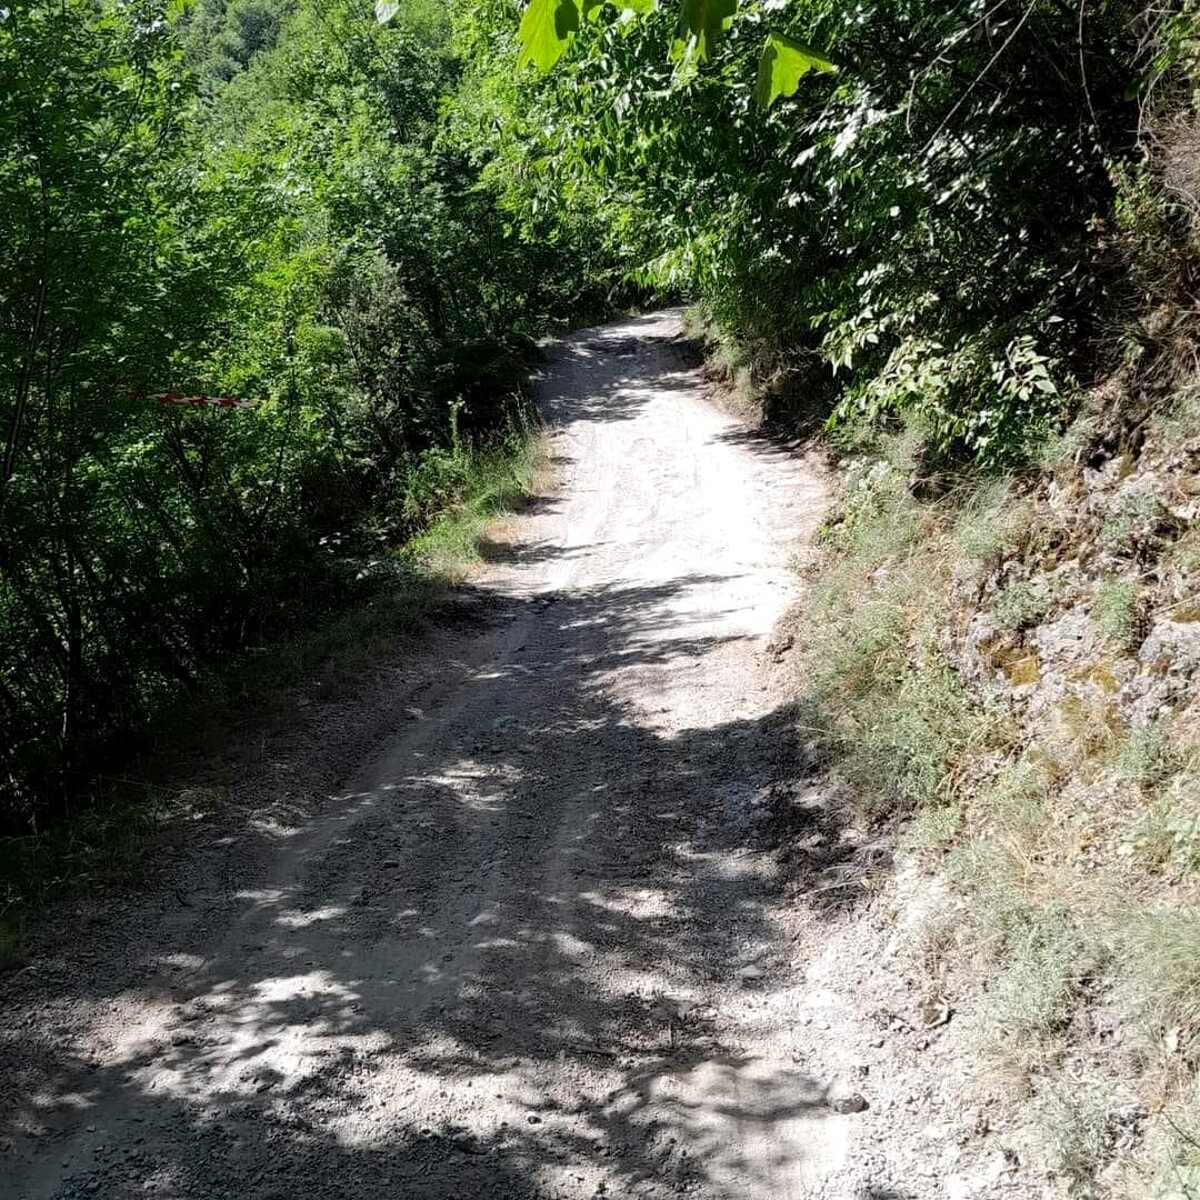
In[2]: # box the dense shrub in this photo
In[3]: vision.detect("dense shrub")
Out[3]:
[481,0,1177,464]
[0,0,617,828]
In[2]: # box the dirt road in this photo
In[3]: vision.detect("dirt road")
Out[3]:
[3,312,846,1199]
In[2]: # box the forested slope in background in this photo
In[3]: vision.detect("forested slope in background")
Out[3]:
[0,0,622,829]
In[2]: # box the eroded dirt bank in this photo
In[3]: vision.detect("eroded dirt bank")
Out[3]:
[2,312,858,1198]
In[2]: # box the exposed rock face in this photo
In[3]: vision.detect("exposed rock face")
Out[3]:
[950,429,1200,744]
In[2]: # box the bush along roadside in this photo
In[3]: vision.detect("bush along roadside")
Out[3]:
[0,407,547,951]
[0,0,622,837]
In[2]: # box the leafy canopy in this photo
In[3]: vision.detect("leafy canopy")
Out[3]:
[517,0,581,71]
[503,0,835,108]
[672,0,736,65]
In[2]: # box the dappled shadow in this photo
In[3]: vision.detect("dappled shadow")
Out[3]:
[475,534,591,568]
[511,492,566,517]
[537,356,707,426]
[532,314,707,430]
[1,318,861,1199]
[711,424,821,465]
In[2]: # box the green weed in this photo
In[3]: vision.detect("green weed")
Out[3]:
[993,577,1058,632]
[827,459,921,558]
[983,912,1100,1082]
[1100,494,1166,557]
[1125,797,1200,876]
[1039,1078,1124,1192]
[991,915,1090,1034]
[1093,579,1141,649]
[793,420,1200,1195]
[954,482,1031,571]
[1163,527,1200,585]
[405,432,544,580]
[976,756,1053,842]
[1125,1085,1200,1200]
[1117,722,1179,788]
[905,802,963,851]
[943,836,1036,952]
[0,428,545,916]
[0,787,164,918]
[1151,376,1200,447]
[1119,908,1200,1064]
[797,433,1003,825]
[1037,407,1101,471]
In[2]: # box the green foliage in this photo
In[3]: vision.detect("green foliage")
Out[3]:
[671,0,735,65]
[906,801,962,851]
[1125,786,1200,874]
[517,0,580,71]
[976,757,1052,842]
[752,32,835,110]
[512,0,837,121]
[492,0,1145,465]
[1120,908,1200,1064]
[0,0,618,829]
[985,914,1095,1061]
[791,445,995,822]
[992,578,1058,633]
[1116,720,1177,786]
[1099,494,1168,556]
[954,485,1032,578]
[180,0,292,90]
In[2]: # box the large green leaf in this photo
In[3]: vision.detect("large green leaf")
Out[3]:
[753,32,835,108]
[672,0,737,63]
[517,0,581,71]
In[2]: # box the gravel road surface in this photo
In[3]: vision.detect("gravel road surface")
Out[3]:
[3,311,847,1200]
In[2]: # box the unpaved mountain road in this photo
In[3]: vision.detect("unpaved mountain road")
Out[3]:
[4,311,853,1199]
